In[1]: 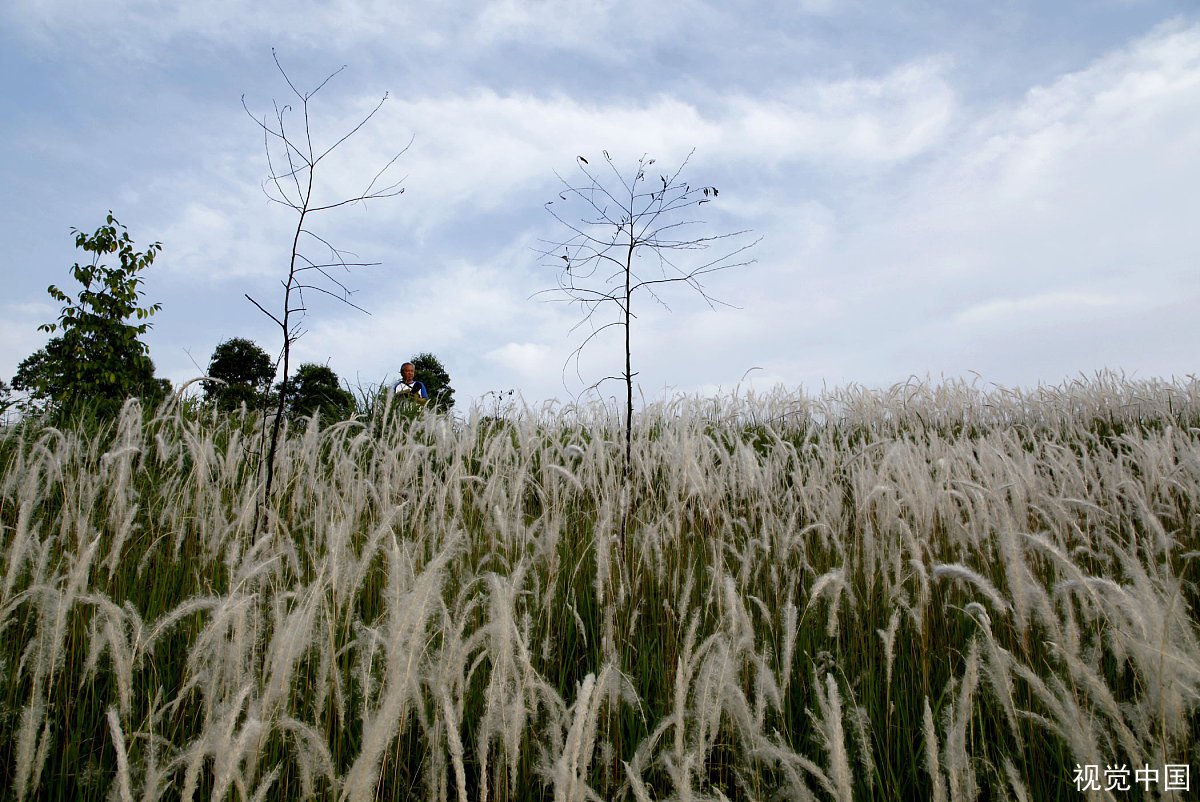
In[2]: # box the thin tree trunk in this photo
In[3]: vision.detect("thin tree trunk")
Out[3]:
[262,171,313,531]
[620,236,634,551]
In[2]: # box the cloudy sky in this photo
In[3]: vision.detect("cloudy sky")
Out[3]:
[2,0,1197,409]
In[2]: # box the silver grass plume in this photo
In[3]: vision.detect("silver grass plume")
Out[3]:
[812,671,854,802]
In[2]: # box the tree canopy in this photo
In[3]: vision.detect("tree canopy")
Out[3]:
[204,337,275,412]
[287,363,355,423]
[13,213,166,415]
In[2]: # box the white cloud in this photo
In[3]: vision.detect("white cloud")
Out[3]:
[486,342,553,378]
[2,0,842,58]
[951,291,1123,326]
[724,60,957,166]
[329,58,957,236]
[663,20,1200,392]
[288,252,561,388]
[2,0,418,53]
[157,201,279,282]
[830,21,1200,302]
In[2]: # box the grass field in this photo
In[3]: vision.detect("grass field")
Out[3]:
[1,374,1197,800]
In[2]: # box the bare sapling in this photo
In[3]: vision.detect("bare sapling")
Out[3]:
[242,50,409,527]
[538,149,759,545]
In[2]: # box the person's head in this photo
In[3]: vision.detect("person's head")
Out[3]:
[401,362,415,383]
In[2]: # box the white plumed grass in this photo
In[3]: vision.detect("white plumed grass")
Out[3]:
[0,373,1196,800]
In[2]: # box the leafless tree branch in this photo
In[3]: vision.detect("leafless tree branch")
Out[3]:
[242,53,407,533]
[536,149,758,549]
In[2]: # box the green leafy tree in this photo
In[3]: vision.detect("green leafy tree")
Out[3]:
[286,363,355,423]
[203,337,275,412]
[12,343,65,404]
[410,352,456,411]
[0,378,12,420]
[13,212,165,415]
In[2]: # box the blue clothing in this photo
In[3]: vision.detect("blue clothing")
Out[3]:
[393,379,429,399]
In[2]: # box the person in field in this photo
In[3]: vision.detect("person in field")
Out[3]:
[392,361,429,403]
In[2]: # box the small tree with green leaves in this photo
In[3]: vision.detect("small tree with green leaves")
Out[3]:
[286,363,355,424]
[13,212,164,416]
[203,337,275,413]
[0,378,12,421]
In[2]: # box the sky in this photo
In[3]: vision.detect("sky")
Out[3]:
[2,0,1197,410]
